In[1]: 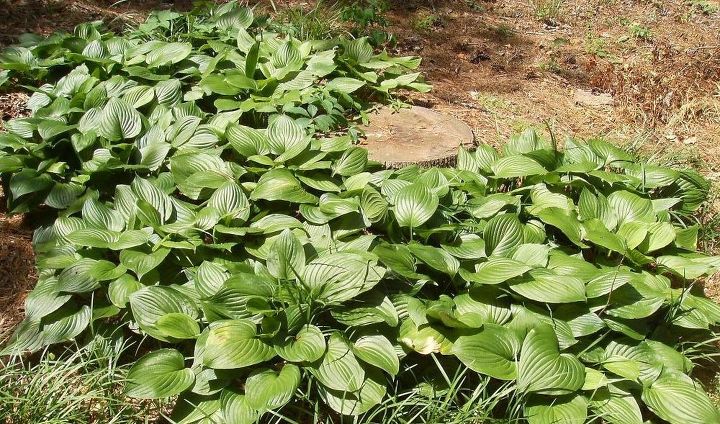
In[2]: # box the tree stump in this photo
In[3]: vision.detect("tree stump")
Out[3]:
[360,106,475,168]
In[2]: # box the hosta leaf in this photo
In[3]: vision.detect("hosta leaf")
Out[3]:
[525,395,588,424]
[275,325,326,363]
[326,77,366,93]
[491,155,547,178]
[129,285,198,342]
[311,333,365,392]
[156,313,201,339]
[250,169,318,204]
[203,320,275,369]
[82,198,124,232]
[333,147,368,177]
[452,324,520,380]
[266,229,305,280]
[195,261,229,299]
[509,270,586,303]
[146,42,192,67]
[589,386,643,424]
[460,258,531,285]
[245,364,301,410]
[120,247,170,279]
[484,214,524,257]
[267,114,306,156]
[607,190,655,225]
[352,334,400,376]
[642,375,720,424]
[394,183,439,228]
[99,97,142,141]
[126,349,194,399]
[108,275,142,307]
[321,372,387,416]
[517,324,585,394]
[221,389,259,424]
[302,252,385,303]
[408,242,460,277]
[41,305,92,345]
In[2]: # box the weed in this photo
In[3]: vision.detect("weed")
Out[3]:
[539,57,562,73]
[688,0,720,14]
[340,0,389,28]
[628,22,653,40]
[489,23,516,40]
[464,0,485,12]
[529,0,564,25]
[340,0,395,46]
[585,33,612,58]
[0,335,169,423]
[413,11,443,32]
[272,1,344,40]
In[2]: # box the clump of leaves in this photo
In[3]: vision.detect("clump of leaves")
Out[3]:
[1,2,720,424]
[0,2,428,214]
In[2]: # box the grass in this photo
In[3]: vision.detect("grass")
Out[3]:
[271,1,345,40]
[529,0,564,24]
[688,0,720,14]
[282,355,521,424]
[0,332,169,424]
[628,22,653,40]
[413,11,443,32]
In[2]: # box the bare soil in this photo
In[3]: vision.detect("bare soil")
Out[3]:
[0,0,719,343]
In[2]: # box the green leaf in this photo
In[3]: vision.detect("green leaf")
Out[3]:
[525,395,588,424]
[146,42,192,67]
[320,372,387,416]
[221,389,259,424]
[156,313,201,339]
[394,183,439,228]
[460,258,531,285]
[266,228,305,280]
[195,261,229,299]
[517,324,585,394]
[126,349,194,399]
[99,97,142,141]
[129,285,198,341]
[203,320,275,369]
[590,386,643,424]
[607,190,655,225]
[509,270,586,303]
[452,324,520,380]
[250,169,318,204]
[311,333,365,392]
[326,77,366,93]
[491,155,547,178]
[275,325,326,363]
[352,334,400,376]
[120,247,170,279]
[267,115,308,161]
[333,147,368,177]
[484,214,524,257]
[302,252,385,303]
[642,375,720,424]
[245,364,301,410]
[408,242,460,276]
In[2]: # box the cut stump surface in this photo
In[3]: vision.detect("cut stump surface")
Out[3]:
[360,106,475,168]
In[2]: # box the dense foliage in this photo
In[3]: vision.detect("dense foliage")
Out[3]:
[1,3,720,423]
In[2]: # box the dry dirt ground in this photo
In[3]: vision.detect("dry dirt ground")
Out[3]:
[0,0,719,339]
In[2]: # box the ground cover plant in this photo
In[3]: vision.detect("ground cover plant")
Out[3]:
[1,2,720,423]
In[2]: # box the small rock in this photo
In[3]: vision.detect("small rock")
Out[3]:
[573,89,614,107]
[683,137,698,145]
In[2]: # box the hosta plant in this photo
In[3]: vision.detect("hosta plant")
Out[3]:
[2,3,720,424]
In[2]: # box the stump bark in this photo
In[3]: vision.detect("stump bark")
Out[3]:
[360,106,475,168]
